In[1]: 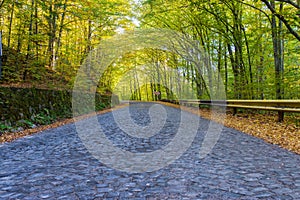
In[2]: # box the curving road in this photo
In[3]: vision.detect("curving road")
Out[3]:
[0,102,300,199]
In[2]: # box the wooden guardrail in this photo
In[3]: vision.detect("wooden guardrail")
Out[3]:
[161,99,300,122]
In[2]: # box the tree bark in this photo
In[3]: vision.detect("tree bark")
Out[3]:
[47,0,57,69]
[7,2,15,49]
[55,0,68,70]
[270,1,284,99]
[23,0,35,81]
[262,0,300,41]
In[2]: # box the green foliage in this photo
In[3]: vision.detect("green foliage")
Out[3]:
[0,0,299,102]
[95,102,108,111]
[16,119,34,128]
[32,111,53,125]
[0,123,13,133]
[136,0,300,100]
[0,0,133,86]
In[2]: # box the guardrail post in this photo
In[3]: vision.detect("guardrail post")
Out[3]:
[233,107,237,115]
[278,111,284,122]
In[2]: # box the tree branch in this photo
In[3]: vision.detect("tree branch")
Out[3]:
[0,0,5,8]
[262,0,300,41]
[274,0,300,9]
[232,0,272,23]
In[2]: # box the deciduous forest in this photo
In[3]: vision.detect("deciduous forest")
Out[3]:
[0,0,299,100]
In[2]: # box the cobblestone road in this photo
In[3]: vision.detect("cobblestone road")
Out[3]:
[1,102,300,199]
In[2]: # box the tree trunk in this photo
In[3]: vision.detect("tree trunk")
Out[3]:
[224,45,228,95]
[0,31,2,79]
[227,43,240,99]
[23,0,35,81]
[271,1,284,99]
[134,66,141,100]
[55,0,68,70]
[47,0,57,69]
[7,2,15,49]
[242,25,253,99]
[34,0,39,59]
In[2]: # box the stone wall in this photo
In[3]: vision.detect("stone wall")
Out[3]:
[0,87,119,126]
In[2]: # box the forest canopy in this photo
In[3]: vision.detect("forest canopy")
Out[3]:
[0,0,299,100]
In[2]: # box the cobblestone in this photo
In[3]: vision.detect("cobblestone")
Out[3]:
[0,102,300,199]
